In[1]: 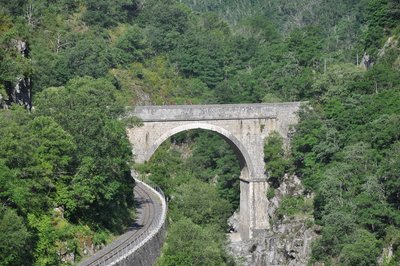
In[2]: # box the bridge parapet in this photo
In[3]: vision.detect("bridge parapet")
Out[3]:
[129,102,301,122]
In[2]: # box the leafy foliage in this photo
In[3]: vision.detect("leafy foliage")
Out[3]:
[1,0,400,264]
[157,218,231,266]
[293,81,400,264]
[0,78,133,264]
[35,77,134,231]
[138,130,240,265]
[171,180,232,229]
[0,207,31,266]
[264,132,291,187]
[83,0,139,28]
[276,196,313,218]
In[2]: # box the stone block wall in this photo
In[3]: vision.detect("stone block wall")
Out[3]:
[116,221,167,266]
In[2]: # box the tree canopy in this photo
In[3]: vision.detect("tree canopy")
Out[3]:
[0,0,399,264]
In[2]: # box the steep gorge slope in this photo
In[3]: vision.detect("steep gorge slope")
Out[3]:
[0,0,399,265]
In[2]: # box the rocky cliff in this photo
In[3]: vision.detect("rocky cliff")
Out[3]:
[1,39,32,110]
[228,174,319,266]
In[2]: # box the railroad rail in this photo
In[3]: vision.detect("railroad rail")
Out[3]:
[79,175,167,266]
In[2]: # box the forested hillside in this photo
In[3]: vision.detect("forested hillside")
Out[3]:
[0,0,399,265]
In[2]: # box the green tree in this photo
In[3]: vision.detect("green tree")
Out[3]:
[184,131,240,208]
[0,109,75,215]
[139,0,190,53]
[171,31,228,88]
[83,0,139,27]
[55,35,116,83]
[35,77,134,231]
[264,131,290,188]
[312,211,357,260]
[363,0,395,56]
[0,207,31,266]
[238,16,281,44]
[139,140,190,196]
[157,218,229,266]
[171,179,232,229]
[339,229,381,266]
[380,142,400,211]
[287,26,324,67]
[114,25,149,65]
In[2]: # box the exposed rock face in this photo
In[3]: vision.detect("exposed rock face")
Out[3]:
[228,175,318,266]
[2,39,32,110]
[5,76,32,109]
[263,216,317,266]
[228,211,240,233]
[378,36,399,58]
[378,244,394,265]
[360,52,374,70]
[134,85,152,105]
[268,174,305,219]
[0,93,7,109]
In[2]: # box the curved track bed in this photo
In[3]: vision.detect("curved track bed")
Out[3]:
[79,180,163,266]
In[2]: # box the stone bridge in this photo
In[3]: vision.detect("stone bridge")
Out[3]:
[126,103,302,240]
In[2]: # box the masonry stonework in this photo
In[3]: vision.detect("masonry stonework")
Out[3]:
[126,103,302,240]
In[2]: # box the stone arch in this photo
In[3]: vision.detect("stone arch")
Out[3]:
[128,103,303,240]
[144,122,255,179]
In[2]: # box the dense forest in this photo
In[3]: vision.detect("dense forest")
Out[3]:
[0,0,399,265]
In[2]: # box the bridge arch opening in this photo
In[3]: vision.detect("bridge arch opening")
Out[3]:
[141,122,253,239]
[144,122,254,180]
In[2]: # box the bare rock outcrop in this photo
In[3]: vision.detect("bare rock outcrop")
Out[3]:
[228,175,318,266]
[2,39,32,109]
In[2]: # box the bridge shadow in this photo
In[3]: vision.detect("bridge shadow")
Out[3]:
[125,192,153,231]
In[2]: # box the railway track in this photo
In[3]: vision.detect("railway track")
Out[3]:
[79,179,165,266]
